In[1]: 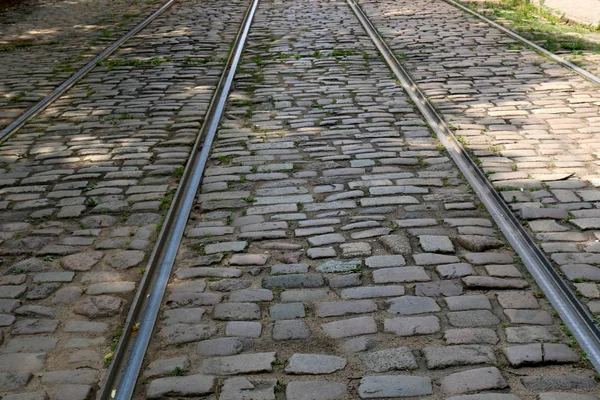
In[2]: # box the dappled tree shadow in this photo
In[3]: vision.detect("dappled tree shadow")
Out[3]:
[0,0,162,129]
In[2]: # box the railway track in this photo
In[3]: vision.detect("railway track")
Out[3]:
[0,0,166,131]
[0,0,176,143]
[2,0,600,398]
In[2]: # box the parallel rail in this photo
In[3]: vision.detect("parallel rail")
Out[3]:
[0,0,175,143]
[347,0,600,373]
[98,0,259,398]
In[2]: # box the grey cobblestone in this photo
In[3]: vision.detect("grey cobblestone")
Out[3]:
[83,0,600,398]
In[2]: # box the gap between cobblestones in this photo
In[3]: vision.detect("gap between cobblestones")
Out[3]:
[128,0,600,399]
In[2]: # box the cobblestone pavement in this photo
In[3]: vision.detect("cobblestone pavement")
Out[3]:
[136,0,600,399]
[0,0,245,397]
[359,0,600,319]
[0,0,161,129]
[466,0,600,75]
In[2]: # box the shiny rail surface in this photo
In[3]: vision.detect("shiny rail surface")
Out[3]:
[98,0,260,398]
[346,0,600,373]
[0,0,176,144]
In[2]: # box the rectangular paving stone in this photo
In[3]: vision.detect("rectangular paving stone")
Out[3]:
[372,267,430,283]
[384,316,440,336]
[315,300,377,317]
[358,375,433,398]
[273,320,310,340]
[147,375,215,399]
[359,347,418,372]
[496,291,539,309]
[423,345,496,369]
[440,367,507,396]
[341,285,405,299]
[225,322,262,338]
[436,263,475,279]
[505,326,558,343]
[286,381,348,400]
[269,303,305,320]
[447,310,501,327]
[0,354,46,373]
[365,255,406,268]
[413,253,460,265]
[263,274,324,289]
[284,354,347,374]
[464,252,514,264]
[444,328,499,345]
[321,316,377,338]
[200,352,276,375]
[445,295,491,311]
[462,276,528,289]
[504,309,553,325]
[520,376,595,391]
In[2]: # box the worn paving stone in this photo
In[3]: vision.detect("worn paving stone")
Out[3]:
[147,375,215,398]
[226,322,262,338]
[213,303,260,321]
[200,352,276,375]
[321,316,377,338]
[220,377,276,400]
[341,285,404,299]
[445,295,491,311]
[285,381,348,400]
[497,291,539,309]
[387,296,440,315]
[158,324,217,345]
[0,354,46,373]
[107,1,600,399]
[143,356,189,379]
[444,328,499,345]
[269,303,305,320]
[440,367,507,395]
[0,373,32,391]
[456,235,504,252]
[447,310,501,327]
[272,320,310,340]
[378,234,411,254]
[462,276,528,289]
[316,259,361,273]
[73,295,123,318]
[415,281,463,297]
[504,309,553,325]
[521,376,596,391]
[106,250,145,270]
[285,354,347,374]
[263,274,324,289]
[4,337,58,353]
[423,345,496,369]
[384,316,440,336]
[436,263,475,279]
[358,375,433,398]
[315,300,377,317]
[196,337,251,357]
[538,393,598,400]
[505,326,559,343]
[359,347,418,372]
[419,235,454,253]
[55,384,91,400]
[60,251,104,271]
[365,255,405,268]
[373,267,430,283]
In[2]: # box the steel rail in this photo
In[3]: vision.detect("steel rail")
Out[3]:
[98,0,260,398]
[346,0,600,373]
[0,0,176,144]
[443,0,600,86]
